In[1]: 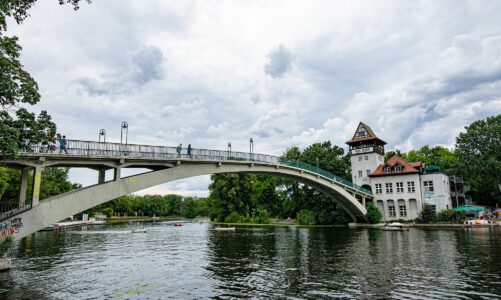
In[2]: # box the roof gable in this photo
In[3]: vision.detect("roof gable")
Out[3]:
[346,122,387,145]
[370,156,421,177]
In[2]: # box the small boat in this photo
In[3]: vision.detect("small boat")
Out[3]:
[174,223,183,227]
[214,226,235,231]
[382,222,409,231]
[131,228,147,233]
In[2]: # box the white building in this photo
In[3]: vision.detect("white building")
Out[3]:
[347,122,453,221]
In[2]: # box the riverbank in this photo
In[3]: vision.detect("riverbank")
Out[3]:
[349,223,501,228]
[106,216,191,224]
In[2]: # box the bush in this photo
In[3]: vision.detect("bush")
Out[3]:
[102,207,113,218]
[296,209,316,225]
[252,209,270,224]
[436,209,455,223]
[418,205,436,223]
[224,211,241,223]
[365,203,383,224]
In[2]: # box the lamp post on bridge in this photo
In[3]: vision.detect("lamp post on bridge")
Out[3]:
[249,138,254,160]
[99,129,106,143]
[228,142,231,158]
[120,121,128,145]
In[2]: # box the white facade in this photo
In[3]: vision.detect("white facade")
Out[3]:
[351,151,384,187]
[420,173,453,212]
[371,174,423,221]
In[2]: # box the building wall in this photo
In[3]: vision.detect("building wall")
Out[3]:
[370,173,423,221]
[351,152,384,187]
[420,173,453,212]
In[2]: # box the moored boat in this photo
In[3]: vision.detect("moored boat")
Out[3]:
[382,222,410,231]
[214,226,235,231]
[131,228,147,233]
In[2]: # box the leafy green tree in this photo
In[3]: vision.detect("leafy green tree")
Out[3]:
[418,205,436,223]
[455,114,501,205]
[0,0,91,157]
[365,203,382,224]
[296,209,316,225]
[181,197,198,218]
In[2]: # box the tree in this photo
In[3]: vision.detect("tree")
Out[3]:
[365,203,382,224]
[455,114,501,205]
[0,1,91,157]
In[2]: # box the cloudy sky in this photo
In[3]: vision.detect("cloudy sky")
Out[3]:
[7,0,501,196]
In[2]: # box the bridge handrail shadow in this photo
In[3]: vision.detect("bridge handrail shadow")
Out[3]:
[18,139,372,196]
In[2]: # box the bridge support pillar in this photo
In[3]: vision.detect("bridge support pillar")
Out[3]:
[114,167,121,181]
[98,169,106,184]
[362,197,366,208]
[18,167,29,209]
[32,165,43,207]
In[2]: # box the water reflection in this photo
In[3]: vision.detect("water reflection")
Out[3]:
[1,224,501,299]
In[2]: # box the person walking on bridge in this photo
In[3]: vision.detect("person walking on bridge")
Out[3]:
[59,135,68,154]
[177,144,182,158]
[187,144,192,158]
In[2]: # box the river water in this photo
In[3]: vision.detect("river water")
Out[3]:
[1,223,501,299]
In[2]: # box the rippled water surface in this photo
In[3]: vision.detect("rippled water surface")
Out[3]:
[2,223,501,299]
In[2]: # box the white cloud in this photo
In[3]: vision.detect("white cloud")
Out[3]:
[6,1,501,194]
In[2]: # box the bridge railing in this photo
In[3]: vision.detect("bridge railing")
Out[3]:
[278,159,372,195]
[19,140,371,196]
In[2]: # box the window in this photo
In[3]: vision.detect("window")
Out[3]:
[384,167,391,173]
[424,181,434,192]
[396,182,404,193]
[399,205,407,217]
[366,170,371,176]
[364,155,368,160]
[388,206,396,217]
[395,165,402,172]
[358,170,363,178]
[358,156,363,161]
[375,184,382,194]
[407,181,415,192]
[385,183,393,193]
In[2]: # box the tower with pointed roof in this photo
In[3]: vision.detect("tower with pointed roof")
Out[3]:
[346,122,387,188]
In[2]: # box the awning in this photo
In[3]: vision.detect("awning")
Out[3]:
[452,205,486,212]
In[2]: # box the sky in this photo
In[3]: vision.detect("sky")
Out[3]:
[6,0,501,196]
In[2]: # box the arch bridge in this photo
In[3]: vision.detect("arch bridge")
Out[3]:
[0,140,373,240]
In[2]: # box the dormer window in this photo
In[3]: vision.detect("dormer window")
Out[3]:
[384,167,391,173]
[395,165,402,172]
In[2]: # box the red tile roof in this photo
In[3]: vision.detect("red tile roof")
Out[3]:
[369,156,421,177]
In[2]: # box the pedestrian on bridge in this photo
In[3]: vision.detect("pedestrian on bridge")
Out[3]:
[177,144,182,158]
[59,135,68,154]
[187,144,192,158]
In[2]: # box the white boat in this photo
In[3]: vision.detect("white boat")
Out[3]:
[382,223,409,231]
[131,228,147,233]
[214,226,235,231]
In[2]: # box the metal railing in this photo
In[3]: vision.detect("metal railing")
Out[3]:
[18,139,372,196]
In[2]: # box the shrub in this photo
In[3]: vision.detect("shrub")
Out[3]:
[436,209,462,223]
[296,209,316,225]
[102,207,113,218]
[418,205,436,223]
[224,211,241,223]
[365,203,383,224]
[252,209,270,224]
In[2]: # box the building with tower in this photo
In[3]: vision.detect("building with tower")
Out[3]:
[346,122,453,221]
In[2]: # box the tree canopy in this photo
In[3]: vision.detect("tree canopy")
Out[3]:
[0,0,90,157]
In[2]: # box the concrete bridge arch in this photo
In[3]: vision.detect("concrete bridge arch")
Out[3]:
[3,160,369,240]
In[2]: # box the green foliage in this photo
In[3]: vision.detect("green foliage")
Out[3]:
[455,114,501,205]
[252,209,270,224]
[85,194,209,219]
[224,211,242,223]
[418,206,436,223]
[296,209,316,225]
[0,0,91,157]
[365,203,382,224]
[435,209,461,223]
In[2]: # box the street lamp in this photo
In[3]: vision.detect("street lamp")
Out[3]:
[120,121,128,145]
[228,142,232,157]
[99,129,106,143]
[249,138,254,160]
